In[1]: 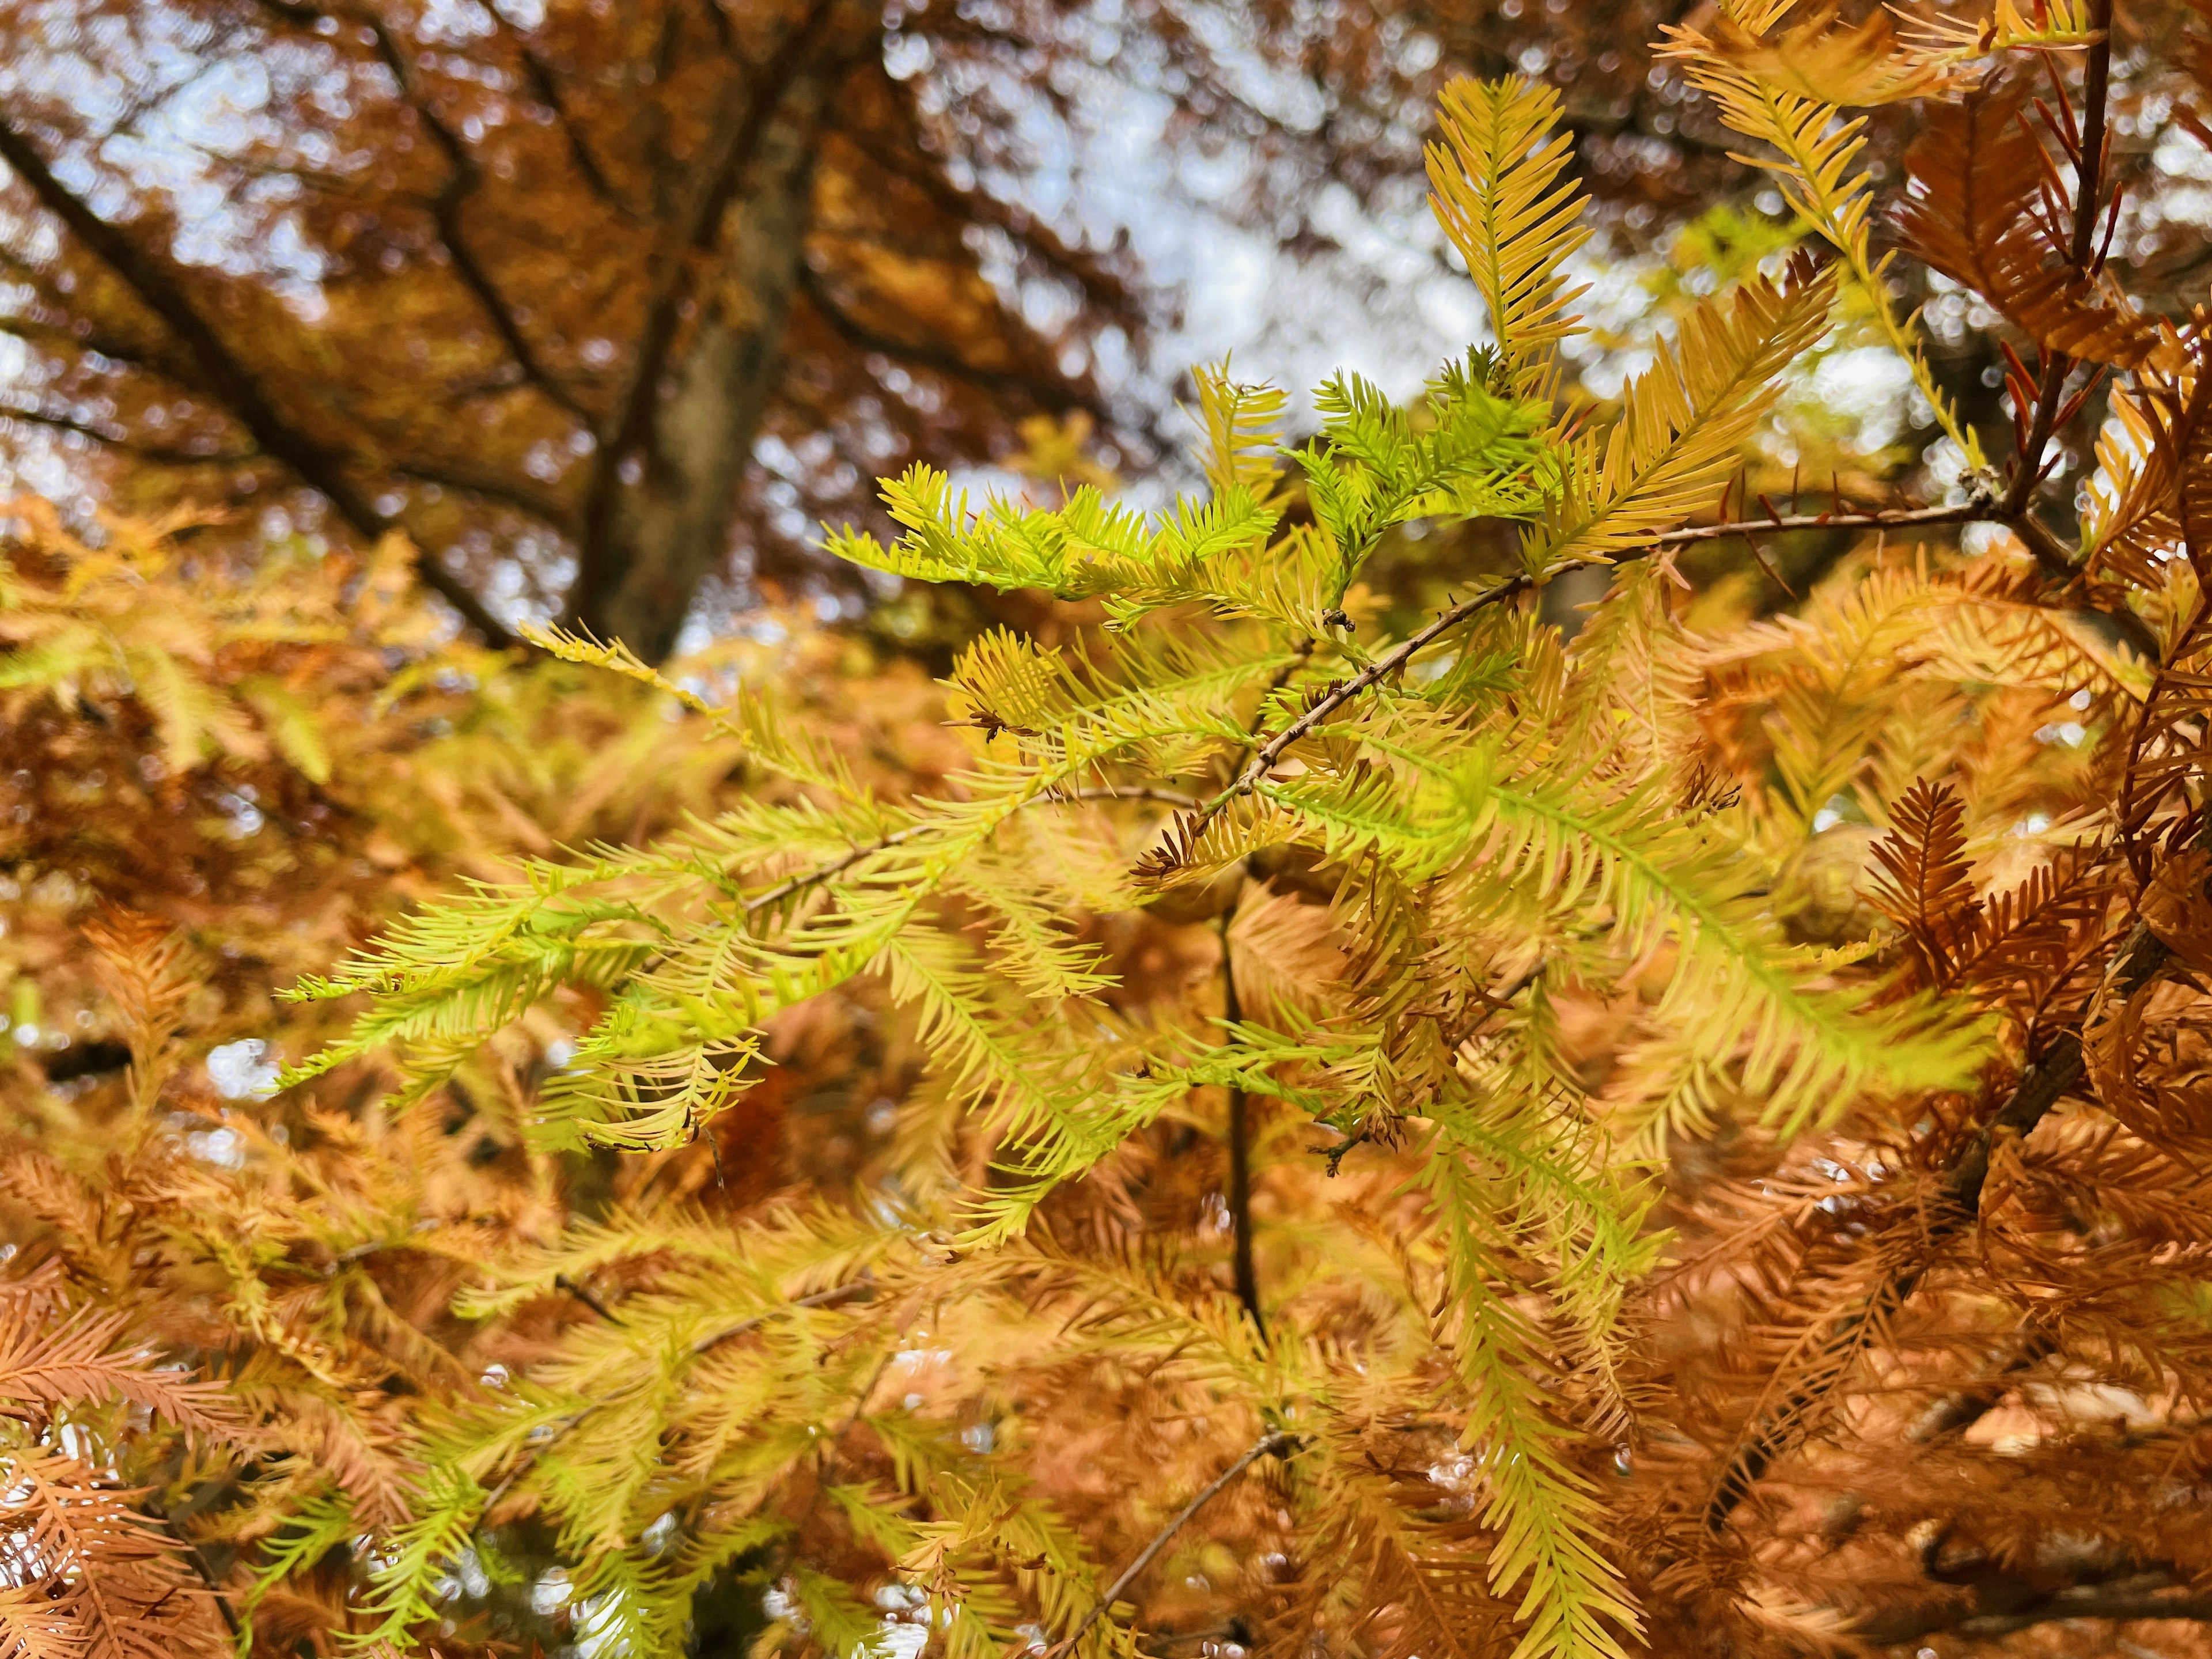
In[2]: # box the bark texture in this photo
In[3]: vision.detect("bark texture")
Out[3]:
[568,0,880,661]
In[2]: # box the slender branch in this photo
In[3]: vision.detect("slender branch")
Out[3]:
[390,461,573,525]
[1851,1567,2212,1644]
[509,40,648,222]
[740,786,1197,915]
[1653,499,2080,579]
[1999,0,2113,524]
[692,1280,872,1355]
[1054,1430,1297,1655]
[0,113,516,646]
[1182,573,1535,841]
[1217,913,1265,1339]
[0,297,181,377]
[1647,502,1978,548]
[149,1502,241,1641]
[798,265,1103,419]
[256,0,588,421]
[553,1272,623,1324]
[1703,921,2171,1530]
[0,402,254,467]
[1178,497,2016,851]
[1906,1327,2057,1443]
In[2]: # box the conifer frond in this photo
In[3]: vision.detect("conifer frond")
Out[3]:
[2083,382,2183,586]
[0,1588,83,1659]
[1134,799,1304,892]
[1867,779,1982,990]
[1416,1146,1640,1659]
[349,1465,486,1647]
[0,1452,224,1659]
[1897,75,2166,369]
[520,621,858,794]
[1455,763,1982,1137]
[1664,23,1982,459]
[1191,363,1290,506]
[1528,259,1835,569]
[203,55,2210,1659]
[1702,2,1956,104]
[1901,0,2107,60]
[0,1309,237,1435]
[1297,367,1550,589]
[1427,75,1590,388]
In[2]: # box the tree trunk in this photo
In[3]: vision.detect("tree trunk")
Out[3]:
[566,0,876,662]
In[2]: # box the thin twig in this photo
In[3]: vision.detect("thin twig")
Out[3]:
[1647,503,1978,546]
[1216,912,1266,1340]
[1181,574,1535,843]
[691,1279,872,1356]
[740,786,1196,916]
[554,1272,624,1324]
[149,1502,241,1640]
[253,0,588,422]
[1178,503,2031,851]
[0,111,516,647]
[1703,921,2170,1530]
[1054,1430,1298,1655]
[1999,0,2114,525]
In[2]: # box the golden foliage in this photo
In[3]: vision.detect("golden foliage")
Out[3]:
[1897,75,2168,369]
[9,13,2212,1659]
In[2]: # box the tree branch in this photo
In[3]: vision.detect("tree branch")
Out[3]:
[798,265,1104,419]
[573,6,840,588]
[255,0,589,422]
[509,40,649,222]
[1852,1567,2212,1644]
[1647,502,1978,548]
[1703,922,2172,1530]
[0,113,516,646]
[740,785,1197,916]
[1217,913,1266,1340]
[831,124,1132,313]
[1650,498,2087,580]
[1054,1430,1298,1655]
[1998,0,2113,526]
[0,401,254,467]
[1180,573,1535,844]
[390,461,571,525]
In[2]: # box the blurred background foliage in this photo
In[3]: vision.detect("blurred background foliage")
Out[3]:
[0,0,2205,661]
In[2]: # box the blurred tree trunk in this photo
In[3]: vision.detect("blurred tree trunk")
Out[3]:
[568,0,876,660]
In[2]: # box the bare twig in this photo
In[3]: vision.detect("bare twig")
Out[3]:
[1054,1430,1298,1655]
[800,266,1104,420]
[554,1272,623,1325]
[1999,0,2114,527]
[1852,1567,2212,1644]
[1703,922,2171,1530]
[1647,502,1977,548]
[1217,913,1266,1339]
[509,40,649,222]
[0,401,255,468]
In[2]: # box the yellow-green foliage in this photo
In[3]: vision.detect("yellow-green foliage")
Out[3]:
[286,71,2009,1659]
